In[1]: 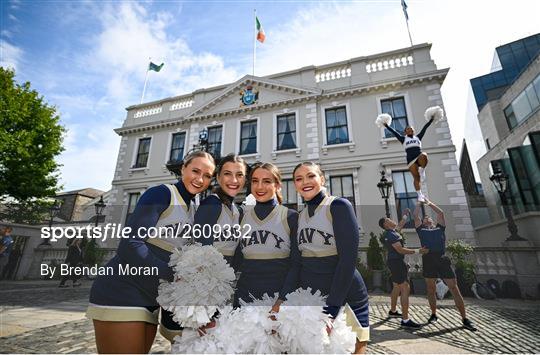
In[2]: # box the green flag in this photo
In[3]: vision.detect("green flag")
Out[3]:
[148,62,164,72]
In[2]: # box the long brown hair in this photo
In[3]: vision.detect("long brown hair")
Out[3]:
[213,154,247,205]
[250,162,283,203]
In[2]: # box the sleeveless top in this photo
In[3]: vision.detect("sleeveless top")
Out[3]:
[240,205,291,260]
[146,184,193,252]
[297,195,338,257]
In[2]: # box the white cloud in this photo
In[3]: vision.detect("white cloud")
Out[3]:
[57,125,119,192]
[87,2,238,105]
[0,40,22,70]
[1,30,13,39]
[57,1,240,191]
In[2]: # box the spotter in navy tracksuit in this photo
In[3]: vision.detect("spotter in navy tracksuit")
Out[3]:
[297,190,370,343]
[234,198,299,306]
[87,180,195,341]
[196,193,243,268]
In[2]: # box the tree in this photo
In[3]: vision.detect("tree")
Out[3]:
[0,67,65,223]
[367,232,385,271]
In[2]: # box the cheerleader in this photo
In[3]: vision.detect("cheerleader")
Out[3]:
[234,162,299,313]
[293,162,369,354]
[87,151,215,353]
[376,106,444,202]
[195,154,247,266]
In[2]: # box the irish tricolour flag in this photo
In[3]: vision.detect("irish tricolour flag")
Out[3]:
[256,16,265,43]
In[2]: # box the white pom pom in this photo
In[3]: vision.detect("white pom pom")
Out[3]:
[244,194,257,205]
[375,113,392,128]
[424,106,444,122]
[275,288,328,353]
[324,312,357,353]
[157,244,236,328]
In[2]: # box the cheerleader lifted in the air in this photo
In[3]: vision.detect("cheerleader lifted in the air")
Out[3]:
[375,106,444,202]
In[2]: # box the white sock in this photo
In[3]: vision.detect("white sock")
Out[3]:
[419,167,426,181]
[402,318,409,322]
[417,190,425,202]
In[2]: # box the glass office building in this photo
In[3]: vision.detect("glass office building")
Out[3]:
[471,34,540,110]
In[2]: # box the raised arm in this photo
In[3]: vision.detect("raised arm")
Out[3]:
[425,199,445,226]
[396,208,411,232]
[417,118,434,140]
[384,123,405,143]
[413,202,423,229]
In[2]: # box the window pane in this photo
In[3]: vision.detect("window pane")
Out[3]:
[342,176,354,197]
[393,98,406,118]
[381,101,392,115]
[278,132,296,150]
[525,85,539,110]
[208,126,222,157]
[336,108,347,125]
[533,75,540,99]
[170,133,186,161]
[392,172,406,193]
[240,121,257,154]
[331,177,342,196]
[326,109,336,127]
[128,193,140,213]
[513,91,532,123]
[404,172,415,191]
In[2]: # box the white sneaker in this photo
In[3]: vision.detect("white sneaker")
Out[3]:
[417,191,426,202]
[419,167,426,182]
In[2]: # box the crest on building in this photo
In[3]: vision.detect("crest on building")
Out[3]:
[239,85,259,106]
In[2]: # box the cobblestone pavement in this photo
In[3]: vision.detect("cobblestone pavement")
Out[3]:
[1,281,539,354]
[369,302,540,354]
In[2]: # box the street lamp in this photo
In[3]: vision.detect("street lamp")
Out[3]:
[377,170,393,218]
[489,168,526,241]
[41,200,61,245]
[94,196,106,227]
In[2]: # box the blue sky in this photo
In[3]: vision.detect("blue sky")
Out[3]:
[1,0,539,192]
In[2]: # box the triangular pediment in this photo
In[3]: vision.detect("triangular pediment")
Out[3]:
[187,75,321,118]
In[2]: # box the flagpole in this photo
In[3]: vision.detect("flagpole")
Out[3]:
[405,18,413,47]
[253,9,256,76]
[401,0,413,47]
[141,57,151,104]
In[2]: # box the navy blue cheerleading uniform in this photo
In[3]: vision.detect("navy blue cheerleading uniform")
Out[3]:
[234,199,299,306]
[297,191,369,341]
[195,193,243,268]
[87,181,194,338]
[385,118,434,166]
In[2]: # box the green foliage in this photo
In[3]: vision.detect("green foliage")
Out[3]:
[367,232,385,271]
[83,240,106,266]
[0,68,65,202]
[0,198,54,224]
[447,239,475,284]
[357,261,372,283]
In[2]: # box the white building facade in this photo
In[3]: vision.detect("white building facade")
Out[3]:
[106,43,474,252]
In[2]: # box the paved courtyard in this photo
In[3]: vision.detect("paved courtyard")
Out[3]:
[1,280,539,354]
